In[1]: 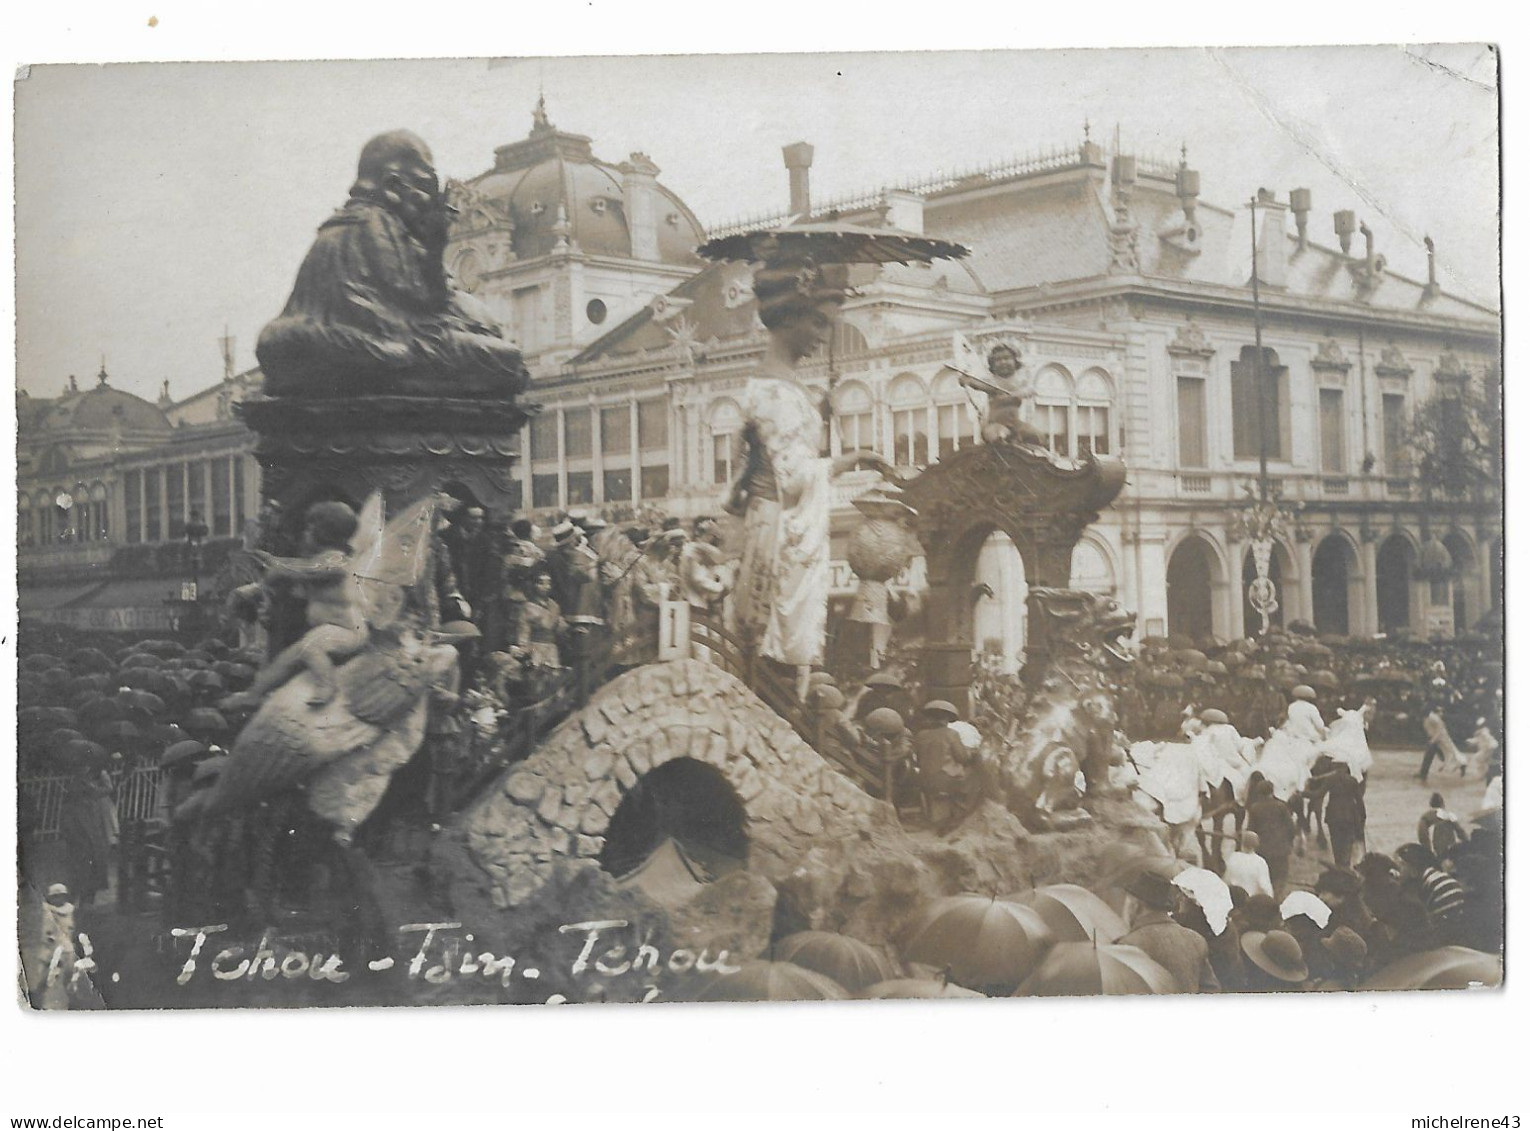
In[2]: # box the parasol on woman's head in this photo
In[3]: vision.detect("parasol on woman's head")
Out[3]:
[698,221,970,267]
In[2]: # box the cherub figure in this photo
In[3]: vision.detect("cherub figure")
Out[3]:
[944,341,1045,447]
[223,501,368,709]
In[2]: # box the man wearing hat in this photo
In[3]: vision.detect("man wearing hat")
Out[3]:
[912,700,978,830]
[1285,684,1328,745]
[1313,926,1369,990]
[1119,869,1220,993]
[1239,928,1310,991]
[626,527,684,665]
[855,670,913,726]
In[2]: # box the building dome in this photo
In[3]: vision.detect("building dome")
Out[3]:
[465,99,705,265]
[35,370,172,436]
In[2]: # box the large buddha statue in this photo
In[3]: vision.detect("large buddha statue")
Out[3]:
[256,130,528,399]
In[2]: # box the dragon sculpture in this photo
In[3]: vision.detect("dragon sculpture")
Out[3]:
[994,587,1138,831]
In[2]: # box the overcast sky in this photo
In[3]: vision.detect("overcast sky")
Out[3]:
[13,44,1499,404]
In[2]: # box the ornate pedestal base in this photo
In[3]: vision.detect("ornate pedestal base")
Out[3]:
[238,394,532,519]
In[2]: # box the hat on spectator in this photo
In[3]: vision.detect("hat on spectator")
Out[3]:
[1241,930,1309,983]
[1292,685,1317,701]
[1200,708,1229,725]
[922,700,959,720]
[1125,869,1179,912]
[1320,926,1368,971]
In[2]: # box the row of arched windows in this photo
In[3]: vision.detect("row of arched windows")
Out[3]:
[704,364,1116,483]
[18,483,109,547]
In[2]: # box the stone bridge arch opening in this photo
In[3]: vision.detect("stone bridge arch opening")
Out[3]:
[598,756,750,880]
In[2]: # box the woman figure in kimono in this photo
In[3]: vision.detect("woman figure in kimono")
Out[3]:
[726,260,898,698]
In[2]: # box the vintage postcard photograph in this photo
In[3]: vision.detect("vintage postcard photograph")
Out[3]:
[13,45,1503,1019]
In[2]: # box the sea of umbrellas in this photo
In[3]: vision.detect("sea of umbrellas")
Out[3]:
[688,864,1502,1003]
[17,631,258,784]
[1125,627,1502,744]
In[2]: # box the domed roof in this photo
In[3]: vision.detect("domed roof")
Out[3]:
[466,100,704,266]
[35,370,171,435]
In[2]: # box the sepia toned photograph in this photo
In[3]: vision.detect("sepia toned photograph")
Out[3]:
[13,43,1503,1024]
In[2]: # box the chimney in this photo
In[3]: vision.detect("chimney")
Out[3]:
[883,189,924,234]
[1334,210,1356,257]
[1423,235,1441,300]
[1111,154,1137,191]
[158,380,172,409]
[1176,166,1200,224]
[1252,189,1288,288]
[782,141,814,217]
[621,152,662,262]
[1289,188,1311,250]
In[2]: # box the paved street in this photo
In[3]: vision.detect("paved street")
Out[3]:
[1287,744,1496,889]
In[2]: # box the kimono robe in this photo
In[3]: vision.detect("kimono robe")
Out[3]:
[728,376,831,667]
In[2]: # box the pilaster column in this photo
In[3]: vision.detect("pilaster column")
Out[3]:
[1358,536,1379,637]
[591,400,606,504]
[1294,538,1315,623]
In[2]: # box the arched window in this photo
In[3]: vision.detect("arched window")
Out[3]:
[887,374,929,468]
[35,489,54,545]
[833,321,868,357]
[834,381,876,455]
[18,495,33,547]
[932,370,976,458]
[1076,369,1114,458]
[709,398,743,486]
[91,481,109,541]
[812,320,869,361]
[1070,538,1115,594]
[1033,367,1074,456]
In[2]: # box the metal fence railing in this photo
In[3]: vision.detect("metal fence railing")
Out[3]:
[18,764,164,842]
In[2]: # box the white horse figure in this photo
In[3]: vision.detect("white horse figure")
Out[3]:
[1130,739,1204,862]
[1320,708,1374,781]
[1254,728,1310,803]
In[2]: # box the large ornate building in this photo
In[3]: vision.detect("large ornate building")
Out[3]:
[19,104,1501,661]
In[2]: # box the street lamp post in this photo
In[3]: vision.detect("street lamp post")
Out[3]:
[184,509,210,639]
[1239,192,1296,636]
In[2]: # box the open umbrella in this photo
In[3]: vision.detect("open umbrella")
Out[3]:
[773,931,899,993]
[1003,884,1127,944]
[899,894,1054,994]
[183,708,231,737]
[1362,947,1502,991]
[119,652,163,670]
[698,221,969,266]
[68,647,115,674]
[117,668,163,691]
[692,960,849,1002]
[46,728,89,754]
[93,720,144,749]
[1014,941,1178,997]
[78,697,125,726]
[21,653,63,673]
[185,670,227,696]
[133,639,186,658]
[114,688,167,719]
[860,974,983,1000]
